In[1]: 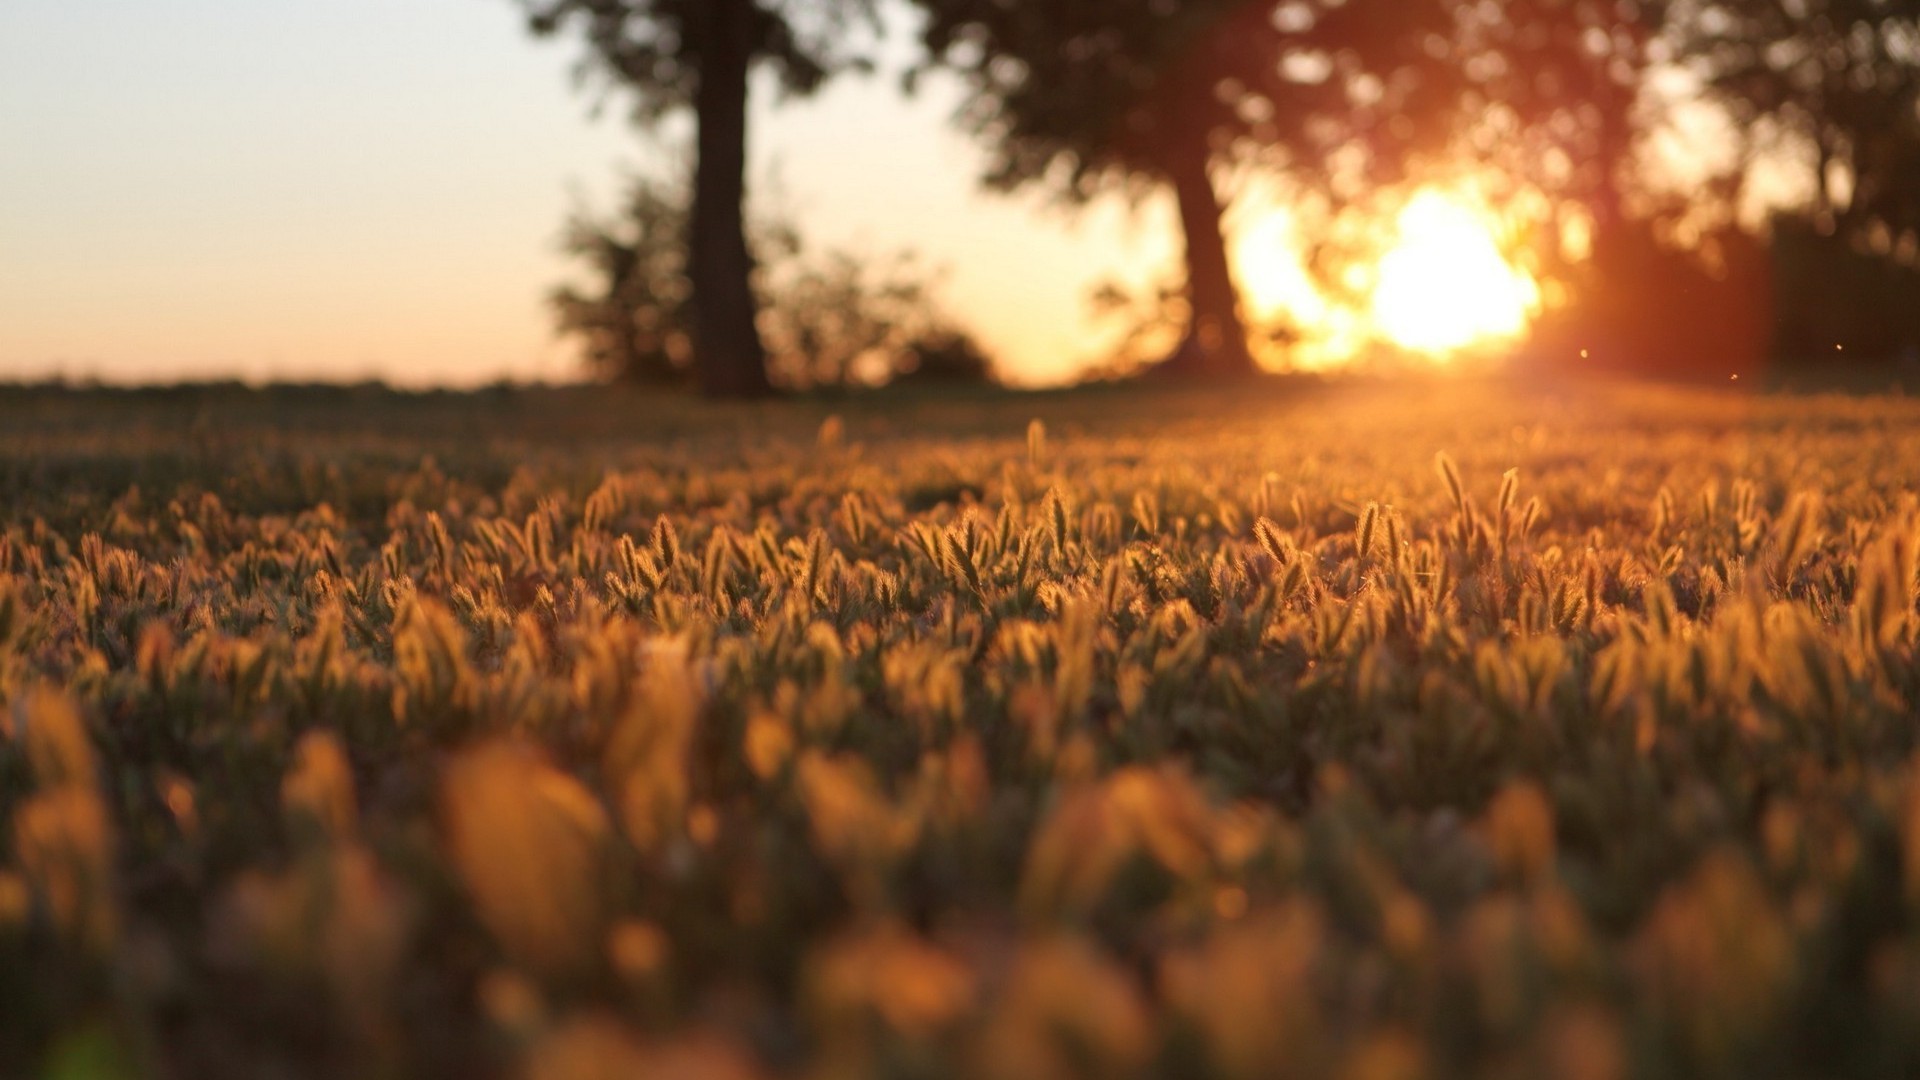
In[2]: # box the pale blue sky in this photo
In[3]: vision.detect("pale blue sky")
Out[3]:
[0,0,1191,386]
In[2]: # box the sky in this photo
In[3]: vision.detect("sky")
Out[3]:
[0,0,1210,387]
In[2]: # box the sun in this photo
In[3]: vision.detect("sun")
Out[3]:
[1369,191,1539,356]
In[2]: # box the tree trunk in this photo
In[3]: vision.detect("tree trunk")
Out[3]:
[689,0,773,398]
[1157,133,1256,379]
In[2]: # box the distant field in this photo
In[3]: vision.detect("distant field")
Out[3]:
[5,377,1920,1079]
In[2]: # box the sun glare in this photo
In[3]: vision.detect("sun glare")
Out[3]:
[1370,191,1539,357]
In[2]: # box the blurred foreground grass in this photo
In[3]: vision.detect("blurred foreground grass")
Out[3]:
[4,376,1920,1079]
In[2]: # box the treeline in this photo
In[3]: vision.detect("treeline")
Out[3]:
[517,0,1920,394]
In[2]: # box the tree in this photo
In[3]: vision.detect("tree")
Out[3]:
[1383,0,1782,375]
[550,176,692,385]
[1640,0,1920,364]
[1675,0,1920,248]
[551,173,996,390]
[520,0,879,398]
[910,0,1461,379]
[1451,1,1920,368]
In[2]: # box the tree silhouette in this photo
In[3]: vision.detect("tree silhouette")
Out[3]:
[1678,0,1920,247]
[520,0,878,398]
[551,173,995,390]
[1383,0,1774,376]
[551,176,692,385]
[1454,1,1920,368]
[910,0,1459,378]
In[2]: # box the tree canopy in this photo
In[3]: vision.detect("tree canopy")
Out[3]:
[1678,0,1920,247]
[910,0,1464,377]
[521,0,1920,384]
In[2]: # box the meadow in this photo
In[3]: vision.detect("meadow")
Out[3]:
[4,375,1920,1079]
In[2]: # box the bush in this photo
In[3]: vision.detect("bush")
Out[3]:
[552,174,997,390]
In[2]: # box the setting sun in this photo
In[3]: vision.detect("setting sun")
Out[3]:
[1370,191,1539,356]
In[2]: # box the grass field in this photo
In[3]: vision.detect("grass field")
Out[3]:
[4,376,1920,1079]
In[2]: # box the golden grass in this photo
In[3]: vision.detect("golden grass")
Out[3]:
[0,376,1917,1078]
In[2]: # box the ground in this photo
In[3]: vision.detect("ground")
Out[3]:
[2,375,1920,1079]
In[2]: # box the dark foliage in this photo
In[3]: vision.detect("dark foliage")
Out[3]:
[552,174,997,390]
[909,0,1462,378]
